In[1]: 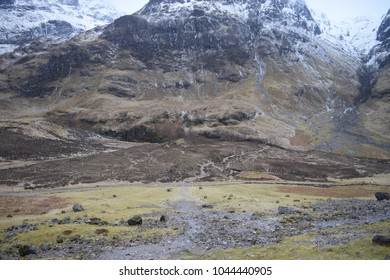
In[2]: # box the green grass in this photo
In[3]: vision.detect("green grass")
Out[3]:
[186,221,390,260]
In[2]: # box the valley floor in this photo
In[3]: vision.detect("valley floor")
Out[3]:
[0,130,389,260]
[0,178,389,260]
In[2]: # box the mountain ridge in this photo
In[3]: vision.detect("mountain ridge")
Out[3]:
[0,0,120,54]
[0,0,389,161]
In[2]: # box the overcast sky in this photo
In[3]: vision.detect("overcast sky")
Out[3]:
[107,0,389,21]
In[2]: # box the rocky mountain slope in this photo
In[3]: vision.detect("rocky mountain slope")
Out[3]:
[0,0,120,54]
[0,0,389,187]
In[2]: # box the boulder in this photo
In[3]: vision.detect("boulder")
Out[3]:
[202,204,214,209]
[375,192,390,201]
[160,215,168,222]
[18,245,37,257]
[278,206,302,215]
[128,215,142,226]
[72,203,84,212]
[372,235,390,246]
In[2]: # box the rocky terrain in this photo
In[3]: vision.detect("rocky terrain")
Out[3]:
[0,0,389,260]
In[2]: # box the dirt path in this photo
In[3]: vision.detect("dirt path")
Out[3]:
[96,182,281,260]
[96,182,205,260]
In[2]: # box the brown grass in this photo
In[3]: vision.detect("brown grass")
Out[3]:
[277,185,388,199]
[0,195,69,216]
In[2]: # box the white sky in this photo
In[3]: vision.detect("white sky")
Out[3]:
[107,0,389,21]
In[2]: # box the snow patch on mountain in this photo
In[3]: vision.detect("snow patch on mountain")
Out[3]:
[0,0,121,54]
[310,9,383,58]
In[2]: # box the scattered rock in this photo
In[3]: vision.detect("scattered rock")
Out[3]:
[60,216,71,224]
[202,204,214,209]
[227,208,235,213]
[199,187,203,190]
[293,199,301,202]
[385,255,390,260]
[285,195,290,198]
[160,215,168,222]
[73,203,84,212]
[56,236,64,244]
[86,217,102,225]
[375,192,390,201]
[250,211,261,220]
[167,188,172,192]
[7,214,12,218]
[372,235,390,246]
[278,206,302,215]
[18,245,37,257]
[128,215,142,226]
[204,196,208,199]
[113,194,117,198]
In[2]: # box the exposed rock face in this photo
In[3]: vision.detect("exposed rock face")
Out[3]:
[0,0,389,158]
[357,9,390,146]
[377,9,390,42]
[0,0,120,54]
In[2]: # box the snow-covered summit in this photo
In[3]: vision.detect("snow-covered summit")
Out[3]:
[0,0,121,54]
[139,0,321,35]
[310,8,383,57]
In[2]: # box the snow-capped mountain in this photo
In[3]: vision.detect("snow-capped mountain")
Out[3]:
[0,0,389,158]
[310,9,383,57]
[139,0,321,35]
[0,0,120,54]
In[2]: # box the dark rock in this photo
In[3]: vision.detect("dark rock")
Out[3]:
[86,217,101,225]
[385,255,390,260]
[61,216,71,224]
[377,10,390,41]
[160,215,168,222]
[72,203,84,212]
[372,235,390,246]
[375,192,390,201]
[7,214,12,218]
[56,236,64,244]
[18,245,37,257]
[128,215,142,226]
[202,204,214,209]
[278,206,302,215]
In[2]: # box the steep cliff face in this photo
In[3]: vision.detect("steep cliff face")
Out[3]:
[0,0,119,54]
[358,10,390,143]
[0,0,389,158]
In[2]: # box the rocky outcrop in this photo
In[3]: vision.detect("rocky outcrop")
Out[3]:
[0,0,389,158]
[0,0,119,54]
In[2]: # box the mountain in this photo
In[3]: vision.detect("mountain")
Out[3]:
[0,0,120,54]
[311,11,381,57]
[0,0,389,187]
[357,9,390,143]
